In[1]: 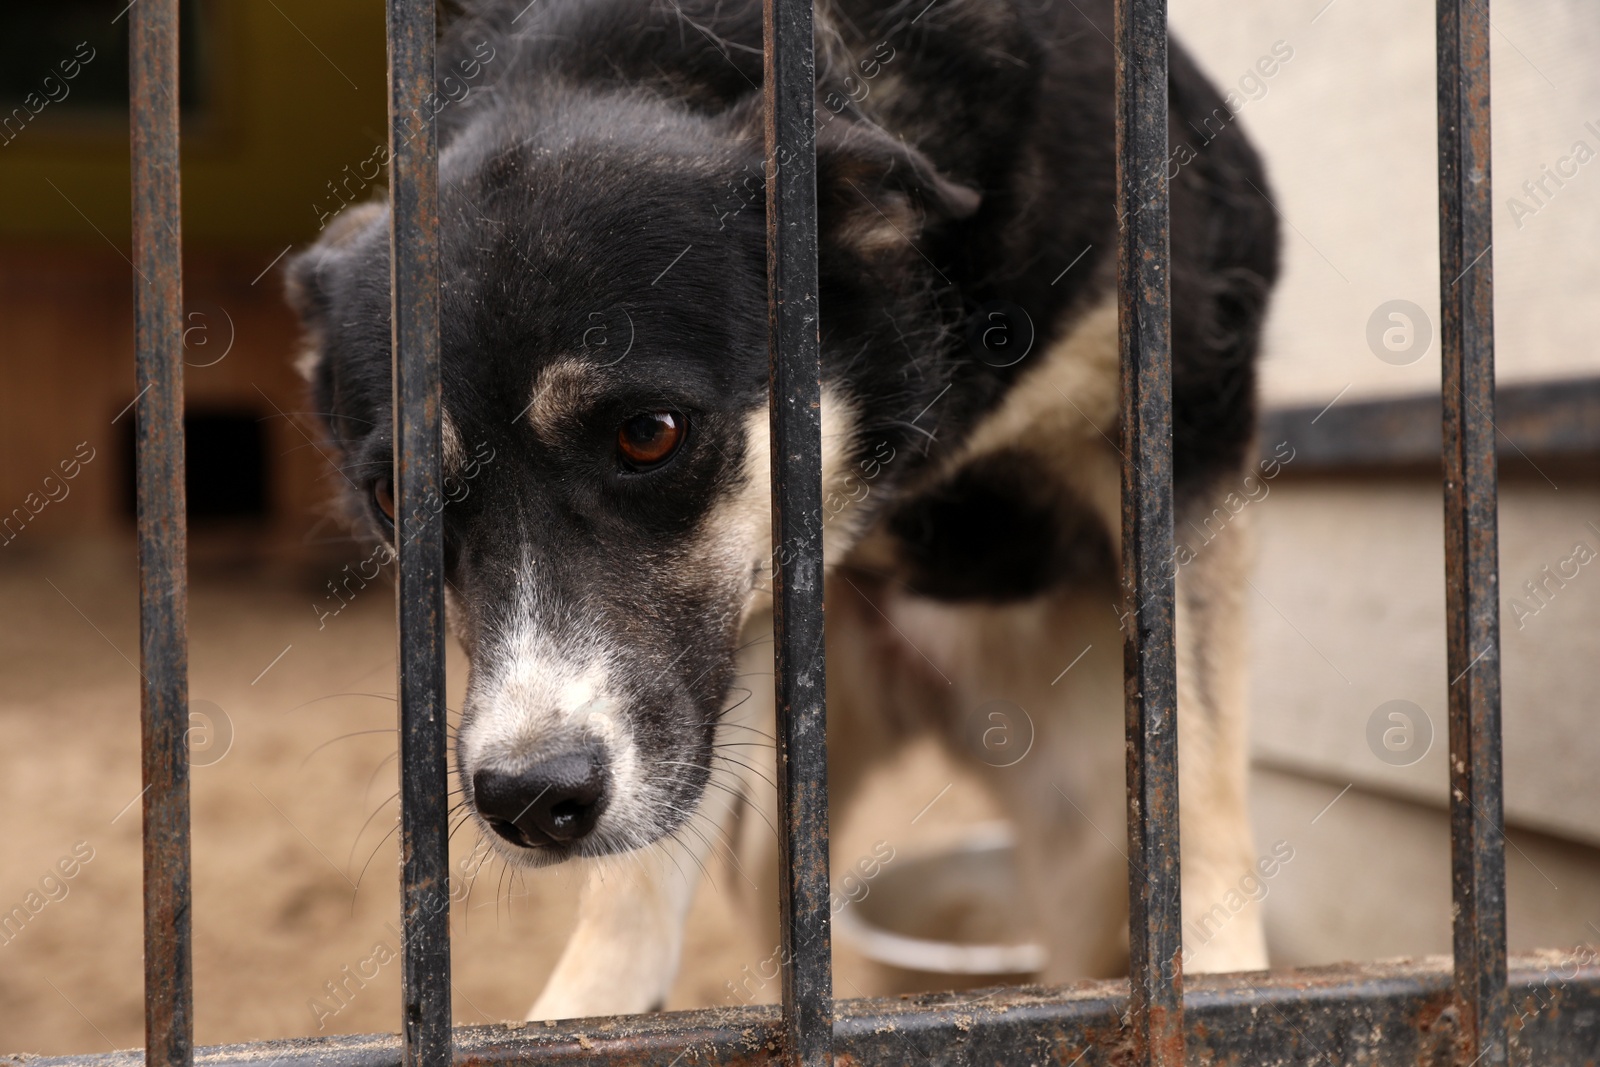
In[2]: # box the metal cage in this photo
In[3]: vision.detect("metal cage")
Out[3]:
[15,0,1600,1065]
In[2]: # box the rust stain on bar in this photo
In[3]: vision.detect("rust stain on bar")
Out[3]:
[762,0,832,1062]
[387,2,452,1066]
[129,2,193,1066]
[19,956,1600,1067]
[1114,0,1183,1065]
[1437,1,1507,1065]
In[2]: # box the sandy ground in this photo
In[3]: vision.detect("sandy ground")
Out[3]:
[8,533,1599,1056]
[0,534,1000,1054]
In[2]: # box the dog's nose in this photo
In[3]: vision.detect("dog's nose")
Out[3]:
[473,749,607,848]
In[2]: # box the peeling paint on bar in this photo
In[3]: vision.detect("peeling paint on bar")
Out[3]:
[12,958,1599,1067]
[386,3,452,1067]
[128,3,193,1066]
[1437,1,1509,1065]
[1114,1,1183,1065]
[762,0,833,1061]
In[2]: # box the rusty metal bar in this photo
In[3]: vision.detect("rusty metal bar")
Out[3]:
[22,956,1600,1067]
[129,3,193,1066]
[1114,0,1182,1064]
[761,0,832,1061]
[1437,0,1507,1064]
[386,1,452,1064]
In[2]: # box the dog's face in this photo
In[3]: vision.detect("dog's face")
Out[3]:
[288,94,976,866]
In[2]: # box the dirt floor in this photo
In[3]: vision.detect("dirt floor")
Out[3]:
[9,531,1600,1056]
[0,534,1002,1054]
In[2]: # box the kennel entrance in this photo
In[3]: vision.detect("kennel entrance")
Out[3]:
[18,0,1600,1065]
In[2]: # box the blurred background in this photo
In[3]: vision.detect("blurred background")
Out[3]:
[1,0,1597,1054]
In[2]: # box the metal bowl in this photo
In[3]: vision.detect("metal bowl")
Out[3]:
[835,822,1048,977]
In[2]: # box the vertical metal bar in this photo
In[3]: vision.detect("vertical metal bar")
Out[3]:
[1115,1,1183,1065]
[129,3,193,1066]
[1437,1,1507,1064]
[761,0,832,1061]
[387,2,452,1065]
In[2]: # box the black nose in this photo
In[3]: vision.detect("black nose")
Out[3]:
[473,748,607,848]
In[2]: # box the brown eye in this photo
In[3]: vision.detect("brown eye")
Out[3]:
[617,411,685,468]
[373,478,396,524]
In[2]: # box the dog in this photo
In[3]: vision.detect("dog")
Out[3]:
[286,0,1279,1020]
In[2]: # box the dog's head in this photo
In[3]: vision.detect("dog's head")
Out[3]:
[287,88,977,866]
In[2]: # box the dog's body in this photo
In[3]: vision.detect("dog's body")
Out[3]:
[288,0,1278,1019]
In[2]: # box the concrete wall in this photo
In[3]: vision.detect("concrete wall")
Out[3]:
[1169,0,1600,965]
[1171,0,1600,406]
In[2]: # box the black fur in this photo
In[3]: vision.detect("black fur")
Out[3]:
[888,449,1117,600]
[286,0,1277,858]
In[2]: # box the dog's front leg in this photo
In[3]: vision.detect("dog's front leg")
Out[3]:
[525,838,707,1020]
[1172,507,1269,975]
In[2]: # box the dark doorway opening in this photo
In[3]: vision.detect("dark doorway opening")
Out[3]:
[120,407,269,521]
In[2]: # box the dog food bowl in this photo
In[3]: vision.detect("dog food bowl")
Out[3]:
[834,822,1048,981]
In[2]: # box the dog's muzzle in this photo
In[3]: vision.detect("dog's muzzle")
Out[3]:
[473,744,609,848]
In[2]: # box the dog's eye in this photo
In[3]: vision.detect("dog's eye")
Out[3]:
[372,478,396,526]
[617,412,685,469]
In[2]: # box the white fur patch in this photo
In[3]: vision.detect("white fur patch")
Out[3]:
[441,411,466,475]
[456,556,644,847]
[293,345,322,384]
[704,386,863,622]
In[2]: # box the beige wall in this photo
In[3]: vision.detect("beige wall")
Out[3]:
[1247,473,1600,844]
[1168,0,1600,964]
[1172,0,1600,406]
[1167,0,1600,836]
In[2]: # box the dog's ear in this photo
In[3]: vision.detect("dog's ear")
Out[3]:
[815,119,980,261]
[284,201,386,382]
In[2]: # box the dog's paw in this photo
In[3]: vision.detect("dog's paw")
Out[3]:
[526,981,667,1023]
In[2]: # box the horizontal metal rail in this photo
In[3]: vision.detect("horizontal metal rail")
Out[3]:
[14,957,1599,1067]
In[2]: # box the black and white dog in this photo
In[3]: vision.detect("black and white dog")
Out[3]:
[288,0,1278,1018]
